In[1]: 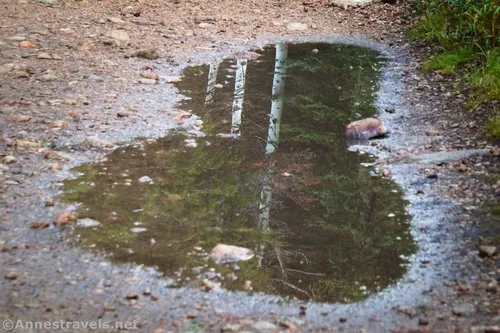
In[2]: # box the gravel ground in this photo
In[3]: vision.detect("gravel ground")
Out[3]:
[0,0,498,332]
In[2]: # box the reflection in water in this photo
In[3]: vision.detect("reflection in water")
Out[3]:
[230,58,248,136]
[204,63,219,106]
[63,43,416,303]
[265,43,288,156]
[259,43,288,233]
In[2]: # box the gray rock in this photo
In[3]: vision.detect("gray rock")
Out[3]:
[331,0,373,8]
[251,321,279,331]
[77,218,101,228]
[138,176,153,183]
[108,17,125,24]
[88,74,104,82]
[38,0,58,4]
[38,74,58,82]
[138,78,156,85]
[82,136,113,148]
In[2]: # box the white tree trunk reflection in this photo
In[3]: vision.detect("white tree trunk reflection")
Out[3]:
[231,58,248,136]
[265,43,288,155]
[204,63,219,106]
[258,44,288,232]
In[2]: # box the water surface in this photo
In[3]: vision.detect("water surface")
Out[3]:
[63,43,416,303]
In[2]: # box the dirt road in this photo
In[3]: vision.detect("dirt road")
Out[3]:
[0,0,498,332]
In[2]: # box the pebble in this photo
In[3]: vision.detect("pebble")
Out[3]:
[140,71,159,80]
[125,293,139,300]
[37,52,53,60]
[3,155,16,164]
[479,245,497,258]
[130,227,147,233]
[77,218,101,228]
[108,17,125,24]
[16,140,40,149]
[287,22,308,31]
[83,136,113,148]
[5,271,19,280]
[138,78,156,85]
[221,324,241,332]
[30,221,50,229]
[19,41,36,48]
[38,73,58,82]
[452,303,476,317]
[133,49,159,60]
[6,115,31,122]
[252,321,279,331]
[138,176,153,183]
[117,111,132,117]
[104,29,130,42]
[88,74,104,82]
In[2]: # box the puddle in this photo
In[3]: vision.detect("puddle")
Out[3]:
[63,43,416,303]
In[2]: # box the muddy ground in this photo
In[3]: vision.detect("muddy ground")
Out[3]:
[0,0,499,332]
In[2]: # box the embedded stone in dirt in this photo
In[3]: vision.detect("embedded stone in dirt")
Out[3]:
[104,29,130,42]
[331,0,373,8]
[478,245,497,258]
[287,22,308,31]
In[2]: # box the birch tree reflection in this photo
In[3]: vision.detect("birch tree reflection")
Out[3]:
[230,58,248,136]
[259,43,288,232]
[204,62,219,106]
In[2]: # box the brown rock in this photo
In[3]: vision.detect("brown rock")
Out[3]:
[77,43,97,52]
[16,140,41,149]
[133,49,159,59]
[30,221,50,229]
[140,71,159,80]
[5,114,31,122]
[43,151,71,160]
[19,41,37,48]
[479,245,497,258]
[201,278,220,292]
[125,293,139,300]
[37,52,53,60]
[48,120,71,129]
[5,271,19,280]
[346,118,387,140]
[54,212,77,226]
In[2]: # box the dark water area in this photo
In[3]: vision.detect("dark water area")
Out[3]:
[63,43,416,303]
